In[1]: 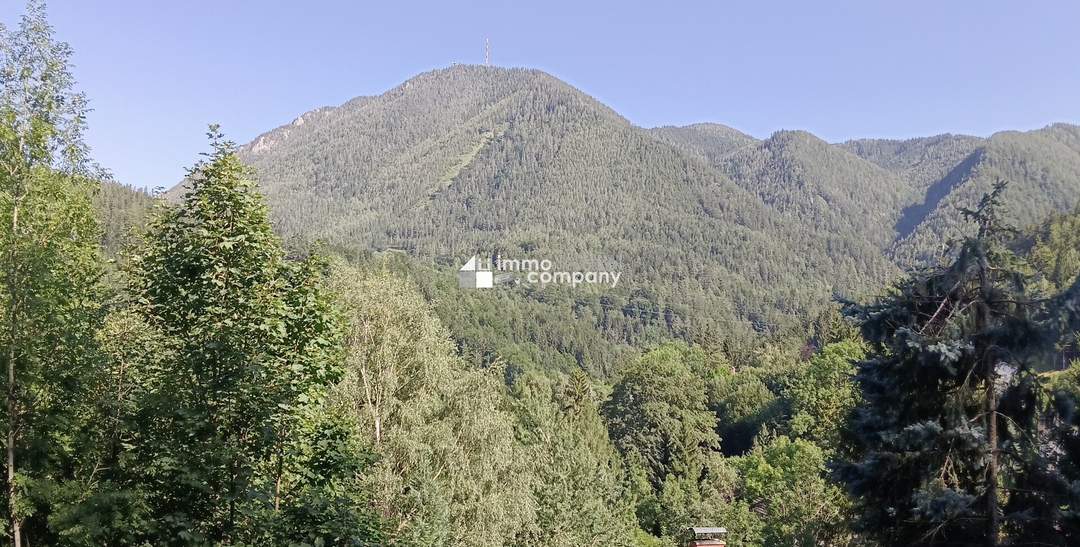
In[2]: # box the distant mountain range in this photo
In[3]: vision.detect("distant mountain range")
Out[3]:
[153,64,1080,339]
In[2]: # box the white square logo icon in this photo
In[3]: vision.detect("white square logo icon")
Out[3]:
[458,256,493,289]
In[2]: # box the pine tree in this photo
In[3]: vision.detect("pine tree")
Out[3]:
[603,343,719,491]
[840,183,1051,546]
[1025,261,1080,544]
[1046,390,1080,543]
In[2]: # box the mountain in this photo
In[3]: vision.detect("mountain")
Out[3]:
[232,66,903,339]
[148,65,1080,373]
[839,133,984,191]
[654,121,1080,266]
[645,125,920,283]
[714,129,913,258]
[841,125,1080,264]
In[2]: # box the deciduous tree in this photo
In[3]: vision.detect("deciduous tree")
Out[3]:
[0,2,103,543]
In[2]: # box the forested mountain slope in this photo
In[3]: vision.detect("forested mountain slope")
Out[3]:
[716,130,913,263]
[883,124,1080,263]
[152,65,1080,374]
[647,123,758,164]
[230,65,900,338]
[839,133,984,191]
[658,122,1080,266]
[93,180,153,252]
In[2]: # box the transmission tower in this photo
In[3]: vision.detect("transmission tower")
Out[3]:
[484,38,490,66]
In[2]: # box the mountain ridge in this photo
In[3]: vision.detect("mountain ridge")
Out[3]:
[155,65,1080,346]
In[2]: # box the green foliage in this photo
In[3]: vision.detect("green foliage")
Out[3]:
[732,436,854,546]
[245,405,385,546]
[1047,360,1080,400]
[603,343,718,489]
[1029,208,1080,290]
[93,180,152,255]
[0,1,108,543]
[513,372,639,546]
[706,362,781,456]
[121,131,375,544]
[328,261,533,546]
[39,310,162,545]
[783,341,865,453]
[400,257,687,380]
[840,184,1057,544]
[1046,390,1080,542]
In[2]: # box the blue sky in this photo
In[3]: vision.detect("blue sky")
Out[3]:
[3,0,1079,189]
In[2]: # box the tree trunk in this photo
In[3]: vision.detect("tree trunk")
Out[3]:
[274,456,282,512]
[6,341,18,547]
[6,202,21,547]
[986,372,999,547]
[976,251,998,547]
[374,413,381,445]
[274,435,283,512]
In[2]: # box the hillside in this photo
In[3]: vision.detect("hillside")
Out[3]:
[840,125,1080,264]
[647,123,758,164]
[714,130,913,260]
[656,122,1080,266]
[93,180,154,253]
[839,133,984,191]
[152,66,1080,374]
[233,66,900,340]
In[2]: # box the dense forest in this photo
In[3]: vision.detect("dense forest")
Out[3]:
[219,62,1080,377]
[3,2,1080,546]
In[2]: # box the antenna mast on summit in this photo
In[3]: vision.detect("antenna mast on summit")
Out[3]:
[484,37,491,66]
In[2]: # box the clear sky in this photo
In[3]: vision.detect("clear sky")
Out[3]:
[3,0,1079,189]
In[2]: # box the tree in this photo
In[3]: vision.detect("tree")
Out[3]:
[602,343,725,542]
[1020,268,1080,544]
[1045,390,1080,543]
[784,340,865,454]
[1029,208,1080,291]
[734,436,853,546]
[37,309,158,546]
[512,371,638,546]
[244,404,384,546]
[0,2,103,544]
[328,261,533,546]
[706,364,781,457]
[124,129,364,543]
[1027,209,1080,367]
[840,183,1050,546]
[603,343,719,490]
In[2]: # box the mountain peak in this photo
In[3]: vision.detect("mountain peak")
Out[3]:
[211,67,1080,335]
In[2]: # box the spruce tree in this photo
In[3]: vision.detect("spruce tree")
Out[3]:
[840,183,1050,546]
[1028,270,1080,544]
